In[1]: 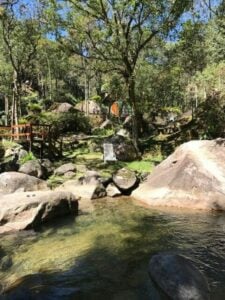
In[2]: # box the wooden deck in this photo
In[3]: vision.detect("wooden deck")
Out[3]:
[0,123,51,155]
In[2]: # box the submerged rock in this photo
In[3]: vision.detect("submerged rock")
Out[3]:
[132,139,225,210]
[0,191,78,234]
[0,172,49,194]
[149,253,210,300]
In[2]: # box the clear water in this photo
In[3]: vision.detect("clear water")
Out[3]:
[0,198,225,299]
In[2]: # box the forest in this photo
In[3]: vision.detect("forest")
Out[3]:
[1,1,225,299]
[0,0,225,148]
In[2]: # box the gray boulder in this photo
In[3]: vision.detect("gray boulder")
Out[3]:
[0,172,49,194]
[0,191,78,234]
[106,183,121,197]
[39,159,54,177]
[104,135,139,161]
[132,140,225,210]
[149,253,210,300]
[113,168,138,192]
[19,160,45,179]
[56,179,106,200]
[54,163,76,176]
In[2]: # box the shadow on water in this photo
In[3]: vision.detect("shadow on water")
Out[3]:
[1,199,225,300]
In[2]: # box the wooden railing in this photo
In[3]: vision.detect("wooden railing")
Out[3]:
[0,123,51,152]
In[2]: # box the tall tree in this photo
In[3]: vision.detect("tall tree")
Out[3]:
[0,0,41,126]
[63,0,191,147]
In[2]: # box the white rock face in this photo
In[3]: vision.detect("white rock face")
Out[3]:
[132,140,225,210]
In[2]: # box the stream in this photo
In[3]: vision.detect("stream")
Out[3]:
[0,197,225,299]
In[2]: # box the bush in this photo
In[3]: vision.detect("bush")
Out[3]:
[19,152,36,164]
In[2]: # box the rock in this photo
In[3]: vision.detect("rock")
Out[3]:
[54,163,76,176]
[0,191,78,234]
[39,159,53,177]
[149,253,210,300]
[113,168,138,192]
[75,100,101,114]
[56,179,106,200]
[64,171,76,178]
[132,140,225,210]
[52,102,73,113]
[0,255,13,271]
[104,135,139,162]
[18,160,44,179]
[106,183,121,197]
[0,172,49,194]
[76,164,87,173]
[0,158,19,173]
[18,149,28,161]
[116,128,130,138]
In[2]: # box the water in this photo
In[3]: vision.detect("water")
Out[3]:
[0,198,225,299]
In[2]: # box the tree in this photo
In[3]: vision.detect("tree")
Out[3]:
[63,0,191,147]
[0,0,41,126]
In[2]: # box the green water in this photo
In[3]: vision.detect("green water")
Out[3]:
[0,198,225,299]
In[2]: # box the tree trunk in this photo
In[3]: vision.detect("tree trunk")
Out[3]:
[127,76,139,150]
[4,95,9,126]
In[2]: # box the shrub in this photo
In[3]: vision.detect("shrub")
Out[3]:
[19,152,36,164]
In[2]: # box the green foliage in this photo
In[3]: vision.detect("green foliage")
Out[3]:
[27,103,42,113]
[19,152,36,165]
[196,92,225,139]
[91,95,101,102]
[91,128,114,137]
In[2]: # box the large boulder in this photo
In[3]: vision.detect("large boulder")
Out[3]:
[106,183,121,197]
[52,102,73,113]
[0,172,49,194]
[0,191,78,234]
[18,160,45,179]
[149,253,210,300]
[56,179,106,200]
[113,168,138,193]
[54,163,76,176]
[132,140,225,210]
[104,135,139,162]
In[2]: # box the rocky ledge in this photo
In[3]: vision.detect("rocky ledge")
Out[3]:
[0,191,78,234]
[132,139,225,210]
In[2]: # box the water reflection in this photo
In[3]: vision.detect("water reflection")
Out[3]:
[0,198,225,299]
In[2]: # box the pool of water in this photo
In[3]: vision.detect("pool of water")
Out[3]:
[0,197,225,299]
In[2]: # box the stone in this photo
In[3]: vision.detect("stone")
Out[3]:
[18,160,45,179]
[116,128,130,138]
[64,171,76,178]
[39,159,54,177]
[132,140,225,210]
[113,168,138,192]
[106,183,121,197]
[0,191,78,234]
[52,102,73,113]
[0,255,13,271]
[54,163,76,176]
[0,172,49,194]
[56,179,106,200]
[103,143,117,162]
[149,253,210,300]
[76,164,87,173]
[104,135,139,162]
[18,149,28,161]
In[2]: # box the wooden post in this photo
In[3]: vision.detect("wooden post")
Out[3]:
[29,123,33,152]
